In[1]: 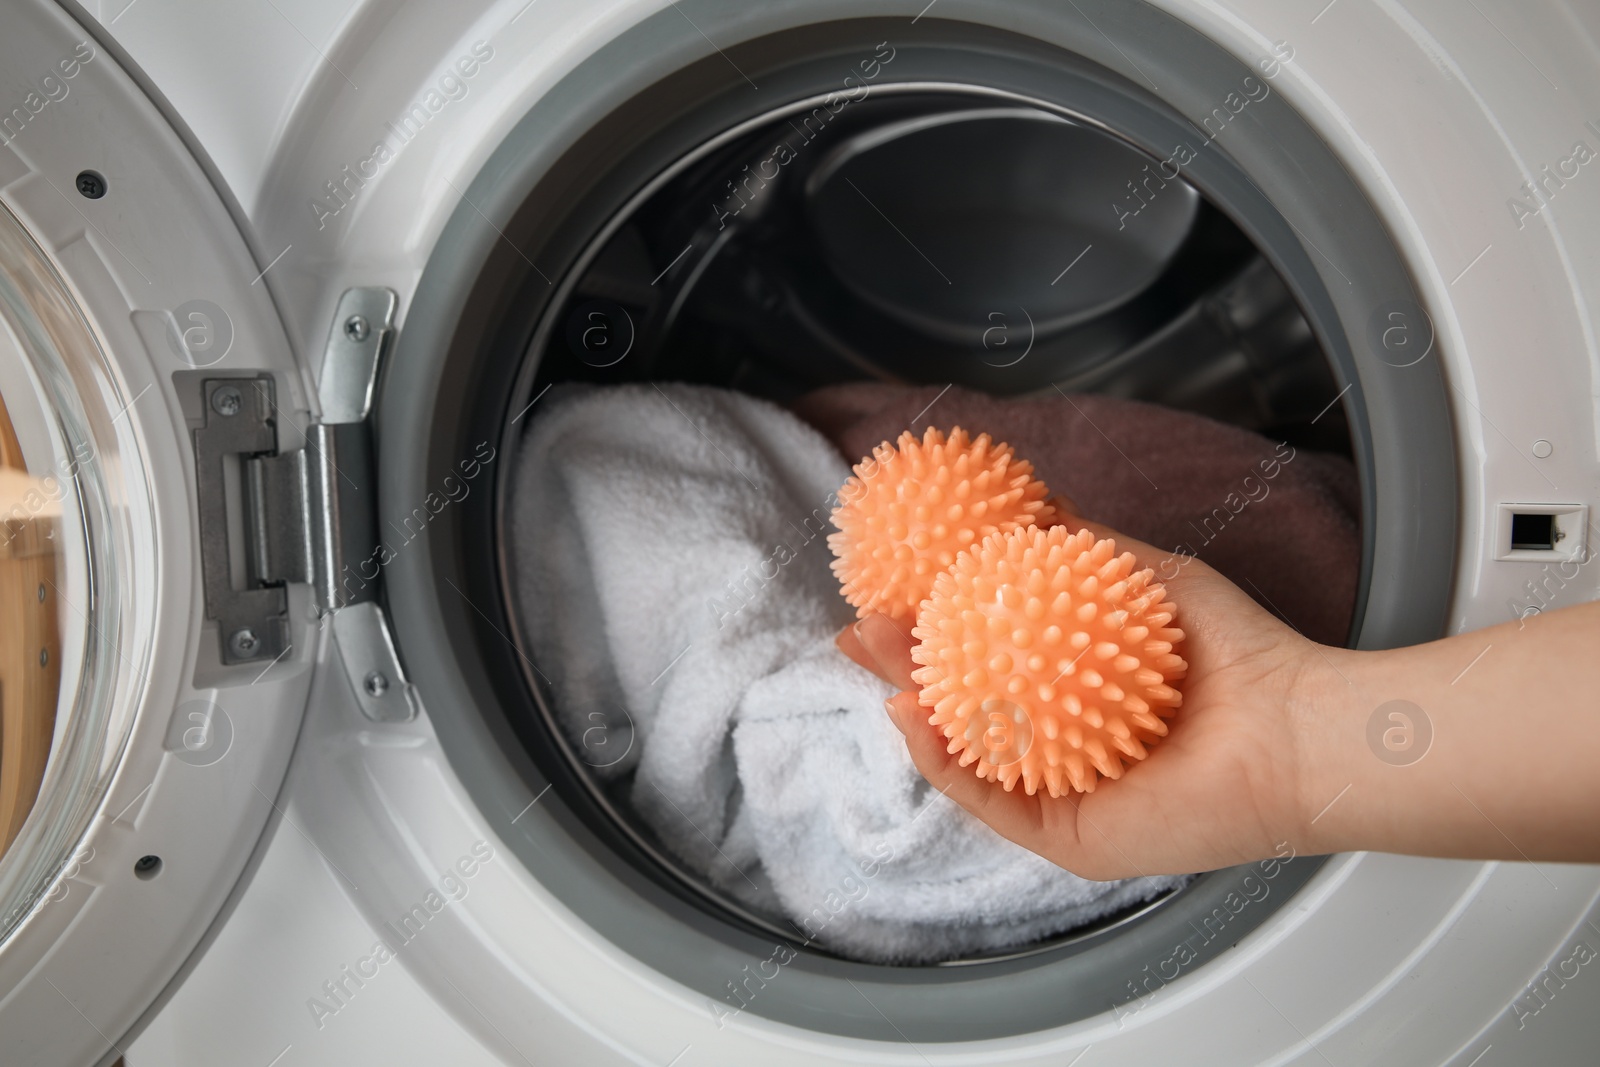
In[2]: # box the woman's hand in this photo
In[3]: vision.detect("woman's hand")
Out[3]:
[836,510,1336,879]
[841,501,1600,876]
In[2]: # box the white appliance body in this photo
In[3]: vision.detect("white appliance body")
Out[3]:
[0,1,1594,1064]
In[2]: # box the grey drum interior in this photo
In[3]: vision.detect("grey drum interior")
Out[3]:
[377,2,1455,1042]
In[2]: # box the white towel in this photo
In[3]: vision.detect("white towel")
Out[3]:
[508,382,1187,963]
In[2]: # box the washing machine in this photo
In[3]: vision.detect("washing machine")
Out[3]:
[0,0,1597,1063]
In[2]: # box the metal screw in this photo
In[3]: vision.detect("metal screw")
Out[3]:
[343,315,371,343]
[211,386,243,417]
[363,671,389,698]
[76,170,107,199]
[38,583,46,602]
[229,628,260,658]
[39,648,48,667]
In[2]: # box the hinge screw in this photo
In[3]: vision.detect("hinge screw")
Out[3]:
[229,628,260,658]
[76,170,107,199]
[343,315,371,343]
[363,671,390,698]
[211,386,243,417]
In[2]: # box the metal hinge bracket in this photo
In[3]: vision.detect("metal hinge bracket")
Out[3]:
[193,288,412,720]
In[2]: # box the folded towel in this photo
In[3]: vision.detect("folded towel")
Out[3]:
[793,384,1361,645]
[508,382,1185,963]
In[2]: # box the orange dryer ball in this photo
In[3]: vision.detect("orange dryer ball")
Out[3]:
[828,427,1058,622]
[909,525,1187,797]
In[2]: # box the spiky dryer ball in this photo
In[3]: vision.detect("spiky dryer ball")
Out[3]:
[829,427,1058,622]
[910,525,1187,797]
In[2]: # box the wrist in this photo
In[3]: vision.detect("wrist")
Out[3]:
[1282,639,1368,855]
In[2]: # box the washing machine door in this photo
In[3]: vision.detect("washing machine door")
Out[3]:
[0,3,363,1063]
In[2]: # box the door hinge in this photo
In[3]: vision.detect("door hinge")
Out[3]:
[198,383,378,662]
[193,288,414,725]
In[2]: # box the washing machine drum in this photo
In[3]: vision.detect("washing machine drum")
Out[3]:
[377,8,1461,1044]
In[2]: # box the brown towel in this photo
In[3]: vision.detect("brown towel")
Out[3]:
[793,384,1361,647]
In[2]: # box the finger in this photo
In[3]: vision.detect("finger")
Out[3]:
[1044,493,1081,524]
[834,622,879,676]
[857,613,919,691]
